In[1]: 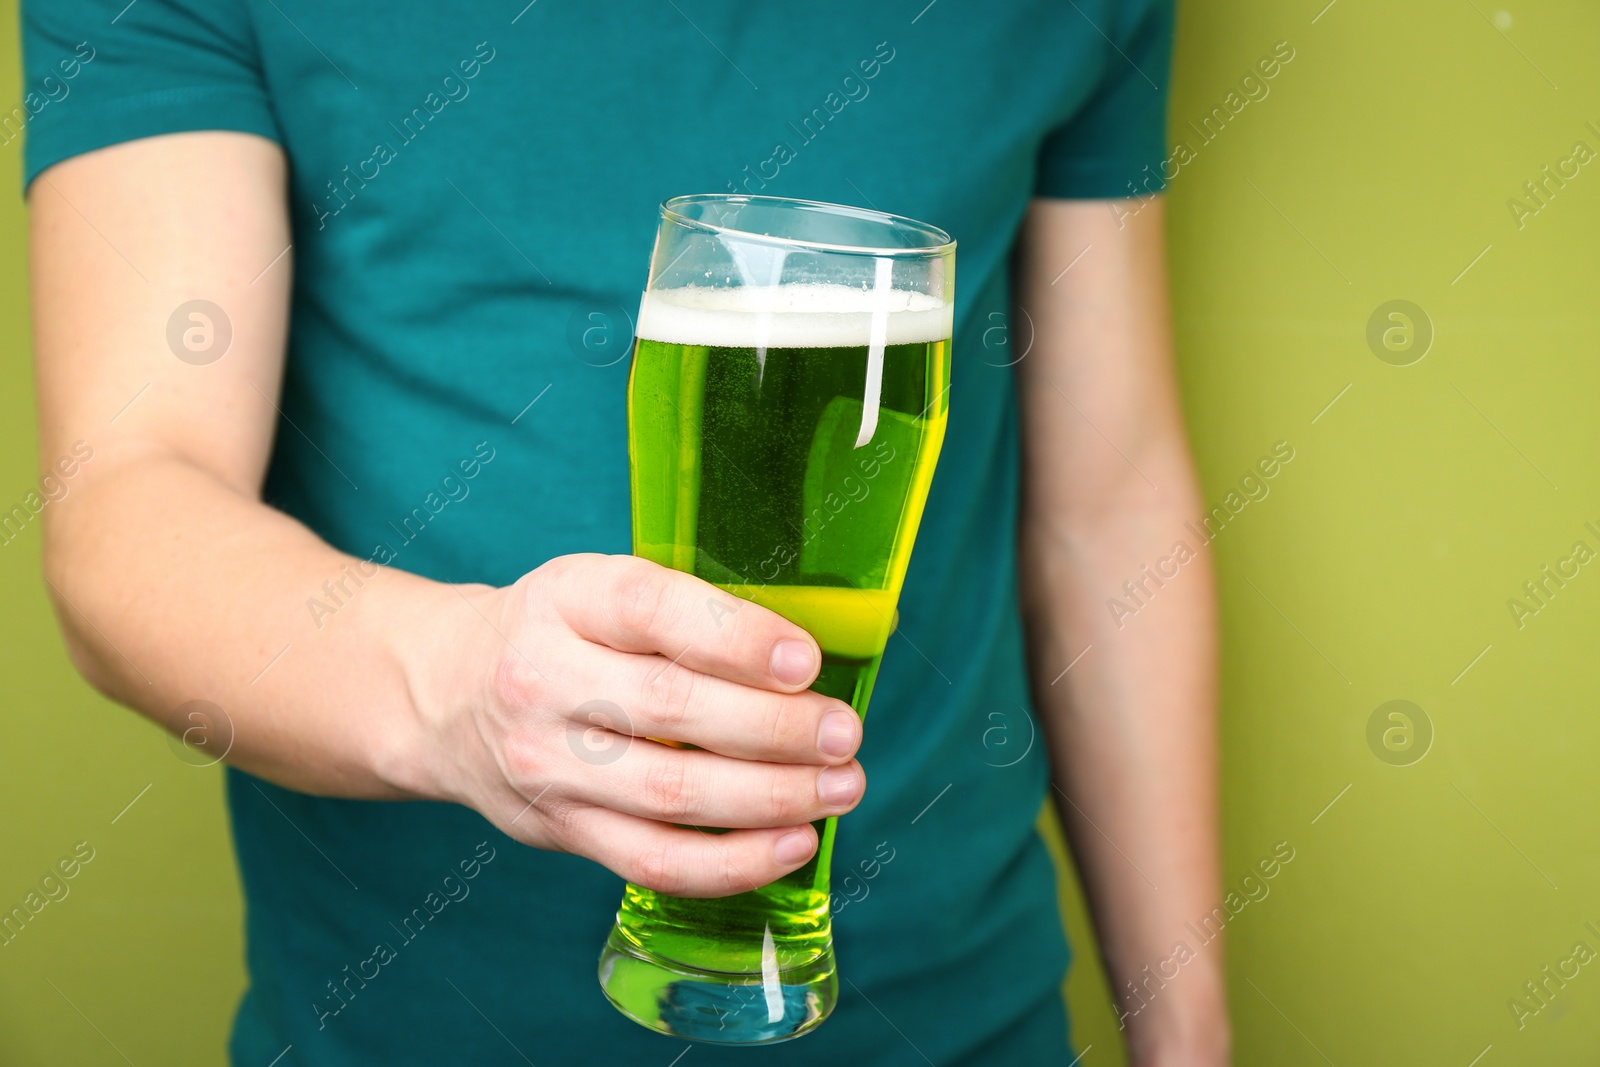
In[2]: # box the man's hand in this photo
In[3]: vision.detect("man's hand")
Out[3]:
[420,552,866,896]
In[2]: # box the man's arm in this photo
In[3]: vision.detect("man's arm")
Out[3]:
[1013,197,1229,1065]
[32,131,448,797]
[32,131,870,897]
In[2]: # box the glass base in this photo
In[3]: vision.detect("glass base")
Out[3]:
[597,925,837,1045]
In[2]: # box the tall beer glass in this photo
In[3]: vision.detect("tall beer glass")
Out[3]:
[599,194,955,1044]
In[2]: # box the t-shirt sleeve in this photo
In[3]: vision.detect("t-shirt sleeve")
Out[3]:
[20,0,281,191]
[1034,0,1175,199]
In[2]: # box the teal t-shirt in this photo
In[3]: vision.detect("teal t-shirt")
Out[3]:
[23,3,1172,1063]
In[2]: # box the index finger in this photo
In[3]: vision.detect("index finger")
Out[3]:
[545,553,821,692]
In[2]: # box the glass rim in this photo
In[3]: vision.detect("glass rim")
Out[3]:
[659,193,956,259]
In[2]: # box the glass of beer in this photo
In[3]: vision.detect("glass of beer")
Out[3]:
[598,194,955,1044]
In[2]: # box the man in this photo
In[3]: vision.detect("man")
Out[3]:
[25,1,1226,1063]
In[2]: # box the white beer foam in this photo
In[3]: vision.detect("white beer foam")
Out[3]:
[636,283,953,349]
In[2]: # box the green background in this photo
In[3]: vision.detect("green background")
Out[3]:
[3,2,1598,1063]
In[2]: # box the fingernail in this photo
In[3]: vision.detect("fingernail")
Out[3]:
[770,638,817,686]
[816,708,860,759]
[816,765,862,806]
[774,829,815,866]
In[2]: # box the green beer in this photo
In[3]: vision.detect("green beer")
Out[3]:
[597,194,955,1044]
[601,282,951,1041]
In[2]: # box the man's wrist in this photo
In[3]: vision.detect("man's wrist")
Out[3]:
[369,572,500,804]
[1120,957,1230,1067]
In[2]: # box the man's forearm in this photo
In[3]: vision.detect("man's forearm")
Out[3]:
[43,450,476,799]
[28,133,476,801]
[1020,454,1225,1059]
[1009,195,1227,1063]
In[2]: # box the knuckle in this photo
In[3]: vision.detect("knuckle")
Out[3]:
[522,559,566,621]
[525,556,561,595]
[491,651,543,713]
[642,755,693,820]
[634,838,687,895]
[611,563,669,639]
[501,738,546,786]
[761,694,805,755]
[535,794,583,847]
[640,661,696,732]
[539,551,600,590]
[719,846,763,895]
[767,768,809,824]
